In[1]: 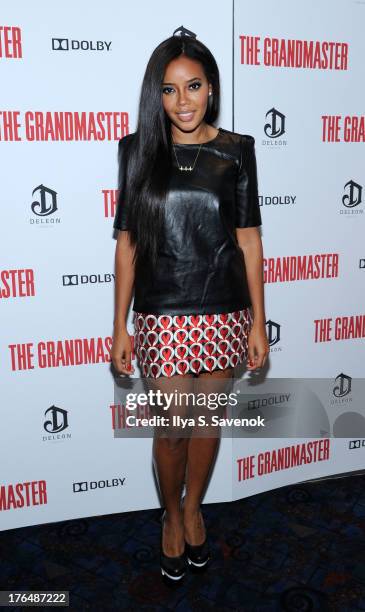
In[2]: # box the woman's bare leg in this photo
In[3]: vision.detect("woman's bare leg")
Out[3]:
[147,372,194,556]
[183,367,234,545]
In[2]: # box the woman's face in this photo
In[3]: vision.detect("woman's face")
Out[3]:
[162,55,212,133]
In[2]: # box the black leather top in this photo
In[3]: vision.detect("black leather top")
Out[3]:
[113,127,262,315]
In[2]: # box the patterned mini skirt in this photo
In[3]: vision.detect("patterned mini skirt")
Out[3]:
[133,308,253,379]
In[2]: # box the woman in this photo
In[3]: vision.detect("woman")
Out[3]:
[111,29,269,582]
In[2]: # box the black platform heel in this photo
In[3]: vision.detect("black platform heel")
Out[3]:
[182,496,211,569]
[185,530,211,569]
[160,510,187,582]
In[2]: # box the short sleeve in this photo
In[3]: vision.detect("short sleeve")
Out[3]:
[235,135,262,228]
[113,136,131,231]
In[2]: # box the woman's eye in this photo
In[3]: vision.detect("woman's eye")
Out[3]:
[189,82,201,90]
[162,82,202,95]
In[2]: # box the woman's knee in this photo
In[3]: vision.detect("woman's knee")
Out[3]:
[156,434,187,451]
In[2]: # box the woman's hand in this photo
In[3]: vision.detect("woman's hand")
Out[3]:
[246,320,270,371]
[111,327,135,376]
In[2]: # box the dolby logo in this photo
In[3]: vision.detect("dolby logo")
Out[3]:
[259,195,296,207]
[63,273,115,286]
[73,477,126,493]
[349,439,365,450]
[52,38,112,52]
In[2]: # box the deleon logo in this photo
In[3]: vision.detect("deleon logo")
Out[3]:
[31,184,58,221]
[73,478,126,493]
[333,373,352,398]
[264,108,285,138]
[52,38,112,52]
[44,405,68,434]
[266,319,281,347]
[342,180,363,209]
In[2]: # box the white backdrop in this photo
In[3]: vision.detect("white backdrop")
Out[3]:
[0,0,364,531]
[231,0,365,499]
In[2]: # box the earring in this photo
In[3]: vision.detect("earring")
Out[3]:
[209,91,212,96]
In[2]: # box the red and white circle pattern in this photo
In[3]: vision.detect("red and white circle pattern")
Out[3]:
[133,308,253,378]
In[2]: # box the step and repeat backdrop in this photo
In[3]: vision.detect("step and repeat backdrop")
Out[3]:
[1,0,364,530]
[231,0,365,497]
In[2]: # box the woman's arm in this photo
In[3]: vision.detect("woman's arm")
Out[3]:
[236,226,265,325]
[114,230,136,329]
[236,226,269,369]
[112,230,136,375]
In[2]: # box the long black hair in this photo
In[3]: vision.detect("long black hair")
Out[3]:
[124,33,220,270]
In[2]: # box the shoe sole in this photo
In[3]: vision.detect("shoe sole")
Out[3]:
[161,567,186,580]
[187,556,210,568]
